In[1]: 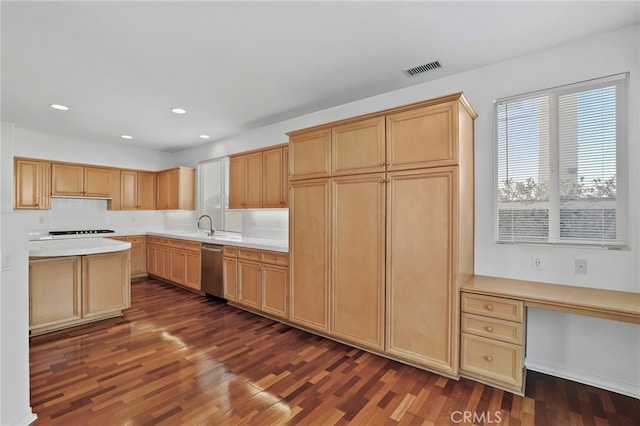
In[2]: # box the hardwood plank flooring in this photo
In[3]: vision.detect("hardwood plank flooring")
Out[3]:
[30,279,639,425]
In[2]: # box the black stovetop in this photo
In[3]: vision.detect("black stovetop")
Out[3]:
[49,229,115,235]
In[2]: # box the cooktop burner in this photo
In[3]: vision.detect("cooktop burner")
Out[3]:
[49,229,115,235]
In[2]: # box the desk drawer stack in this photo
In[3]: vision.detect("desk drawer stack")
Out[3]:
[460,292,526,394]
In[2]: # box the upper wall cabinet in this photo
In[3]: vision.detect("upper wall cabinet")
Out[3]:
[156,167,195,210]
[289,129,331,181]
[51,163,114,198]
[332,117,386,176]
[14,157,51,210]
[121,170,156,210]
[229,143,288,209]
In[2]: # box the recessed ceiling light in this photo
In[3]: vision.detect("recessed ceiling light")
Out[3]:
[121,135,133,140]
[171,108,187,114]
[50,104,69,111]
[199,135,210,139]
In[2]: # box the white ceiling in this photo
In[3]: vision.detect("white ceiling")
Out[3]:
[2,1,639,153]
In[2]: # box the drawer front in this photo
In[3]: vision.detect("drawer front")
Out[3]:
[126,236,145,244]
[238,248,261,261]
[461,313,523,345]
[168,239,185,249]
[183,241,201,252]
[224,246,238,258]
[261,251,289,266]
[147,237,167,246]
[461,333,523,390]
[461,293,523,322]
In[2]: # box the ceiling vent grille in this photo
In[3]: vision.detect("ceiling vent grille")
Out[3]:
[403,60,442,77]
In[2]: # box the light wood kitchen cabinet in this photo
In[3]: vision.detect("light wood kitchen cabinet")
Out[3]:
[156,167,195,210]
[331,174,386,351]
[263,146,288,208]
[385,168,460,375]
[29,256,82,333]
[460,293,525,394]
[82,251,131,320]
[14,158,51,209]
[331,117,386,176]
[287,93,476,378]
[111,235,147,277]
[29,250,131,336]
[238,258,262,310]
[52,163,114,198]
[121,170,156,210]
[386,100,462,171]
[223,246,238,301]
[289,129,331,181]
[233,248,289,319]
[289,178,331,333]
[146,237,201,292]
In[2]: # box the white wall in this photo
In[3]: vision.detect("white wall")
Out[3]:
[176,24,640,397]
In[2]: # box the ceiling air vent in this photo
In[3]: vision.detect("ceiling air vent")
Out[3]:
[403,60,442,78]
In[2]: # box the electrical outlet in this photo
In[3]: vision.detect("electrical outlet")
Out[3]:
[532,256,543,270]
[575,259,588,274]
[1,252,11,271]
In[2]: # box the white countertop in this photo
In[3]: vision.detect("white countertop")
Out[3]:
[28,230,289,253]
[29,238,132,257]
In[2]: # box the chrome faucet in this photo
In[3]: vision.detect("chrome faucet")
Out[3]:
[197,214,215,236]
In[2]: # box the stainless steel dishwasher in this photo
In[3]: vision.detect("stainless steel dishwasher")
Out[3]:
[201,243,225,299]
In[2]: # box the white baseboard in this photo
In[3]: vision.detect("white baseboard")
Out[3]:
[6,409,37,426]
[526,358,640,399]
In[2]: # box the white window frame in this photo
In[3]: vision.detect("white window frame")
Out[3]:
[494,73,629,248]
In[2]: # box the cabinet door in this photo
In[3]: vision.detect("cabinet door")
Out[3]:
[128,236,146,276]
[245,152,263,208]
[169,250,186,285]
[263,147,285,208]
[282,146,289,208]
[228,155,245,209]
[161,248,171,279]
[185,251,201,291]
[120,170,138,210]
[386,101,459,171]
[289,178,331,332]
[223,256,238,302]
[262,264,288,319]
[156,171,170,209]
[137,171,156,210]
[147,244,157,275]
[29,256,82,331]
[166,169,180,209]
[14,159,51,209]
[289,129,331,180]
[82,251,130,319]
[52,163,84,196]
[386,168,458,376]
[238,260,261,310]
[331,174,385,351]
[84,167,113,197]
[332,117,386,176]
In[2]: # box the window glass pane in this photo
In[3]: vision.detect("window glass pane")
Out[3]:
[199,157,227,231]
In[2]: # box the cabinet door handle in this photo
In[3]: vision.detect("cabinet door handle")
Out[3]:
[485,304,494,311]
[484,356,493,362]
[485,326,494,333]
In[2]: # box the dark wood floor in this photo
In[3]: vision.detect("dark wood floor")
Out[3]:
[30,279,639,425]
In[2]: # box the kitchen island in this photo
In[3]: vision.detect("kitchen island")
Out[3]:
[29,238,131,336]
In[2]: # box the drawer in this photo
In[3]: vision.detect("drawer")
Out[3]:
[238,248,261,261]
[126,236,145,244]
[461,293,523,322]
[223,246,238,258]
[261,251,288,266]
[147,236,167,245]
[461,313,523,345]
[183,241,201,252]
[168,239,185,249]
[461,333,523,390]
[109,236,126,241]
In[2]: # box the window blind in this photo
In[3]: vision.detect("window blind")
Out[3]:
[496,74,628,247]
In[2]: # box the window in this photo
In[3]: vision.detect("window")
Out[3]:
[496,74,628,247]
[198,157,228,231]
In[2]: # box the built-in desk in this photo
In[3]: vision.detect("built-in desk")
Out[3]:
[459,275,640,394]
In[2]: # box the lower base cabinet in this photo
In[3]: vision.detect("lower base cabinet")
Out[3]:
[111,235,147,277]
[146,236,201,292]
[459,292,526,394]
[226,247,289,320]
[29,250,130,336]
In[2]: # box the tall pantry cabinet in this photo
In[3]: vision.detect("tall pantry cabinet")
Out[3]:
[288,93,476,376]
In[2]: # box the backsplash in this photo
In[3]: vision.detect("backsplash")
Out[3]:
[21,197,164,236]
[242,209,288,240]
